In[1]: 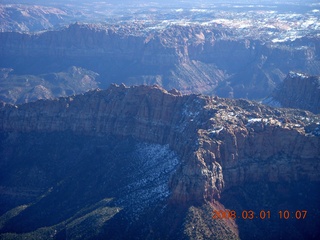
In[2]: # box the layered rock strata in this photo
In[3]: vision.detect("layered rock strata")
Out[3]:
[267,72,320,114]
[0,66,99,104]
[1,23,320,99]
[0,84,319,204]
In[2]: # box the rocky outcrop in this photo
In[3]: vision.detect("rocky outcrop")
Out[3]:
[1,23,320,99]
[0,4,73,32]
[0,66,99,104]
[1,84,319,204]
[265,72,320,114]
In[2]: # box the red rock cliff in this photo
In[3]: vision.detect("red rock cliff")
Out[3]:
[0,84,319,204]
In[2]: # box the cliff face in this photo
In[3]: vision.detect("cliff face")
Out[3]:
[1,23,320,99]
[0,23,182,65]
[0,66,99,104]
[268,72,320,114]
[0,4,71,32]
[1,84,319,204]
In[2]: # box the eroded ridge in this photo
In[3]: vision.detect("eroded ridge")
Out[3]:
[1,84,319,204]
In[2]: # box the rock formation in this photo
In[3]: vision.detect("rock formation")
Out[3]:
[0,66,99,104]
[1,2,320,238]
[1,84,320,239]
[0,4,74,32]
[1,84,319,204]
[1,23,319,100]
[265,72,320,114]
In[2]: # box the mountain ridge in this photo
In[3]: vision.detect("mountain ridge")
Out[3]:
[1,84,320,239]
[1,84,319,204]
[264,72,320,114]
[1,23,319,100]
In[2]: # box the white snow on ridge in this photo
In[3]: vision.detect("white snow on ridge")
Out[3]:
[246,118,270,127]
[289,71,308,79]
[302,19,316,28]
[248,118,262,123]
[190,9,211,13]
[115,143,179,218]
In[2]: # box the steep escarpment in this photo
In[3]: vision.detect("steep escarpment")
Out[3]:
[265,72,320,114]
[1,84,320,239]
[1,23,319,99]
[1,84,319,204]
[0,84,217,204]
[197,97,320,189]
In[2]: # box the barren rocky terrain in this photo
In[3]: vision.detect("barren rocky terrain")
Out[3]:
[264,72,320,114]
[0,85,319,239]
[1,1,320,103]
[1,22,319,102]
[0,1,320,239]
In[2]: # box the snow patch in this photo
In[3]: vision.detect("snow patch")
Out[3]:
[208,126,224,136]
[183,106,200,118]
[248,118,263,123]
[246,118,269,126]
[115,143,179,218]
[289,71,308,79]
[190,9,210,13]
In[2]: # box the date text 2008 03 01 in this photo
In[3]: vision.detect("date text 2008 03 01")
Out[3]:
[212,210,307,220]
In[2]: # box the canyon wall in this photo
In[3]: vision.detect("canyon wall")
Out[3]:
[0,66,99,104]
[1,23,319,99]
[269,72,320,114]
[1,84,319,204]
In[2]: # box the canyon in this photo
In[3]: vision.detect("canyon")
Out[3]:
[1,1,320,239]
[1,23,320,101]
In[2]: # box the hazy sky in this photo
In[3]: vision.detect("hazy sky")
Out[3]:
[2,0,319,4]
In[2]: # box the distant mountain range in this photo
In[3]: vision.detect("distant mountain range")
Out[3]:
[0,66,99,104]
[0,2,320,239]
[1,22,319,102]
[0,4,77,32]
